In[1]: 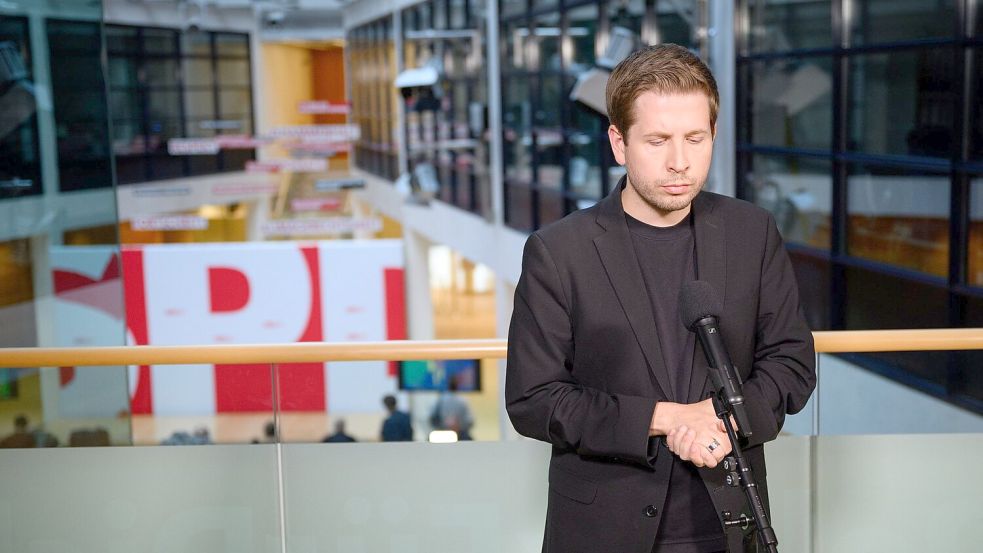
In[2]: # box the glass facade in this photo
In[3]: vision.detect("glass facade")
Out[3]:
[349,17,400,181]
[500,0,695,231]
[737,0,983,412]
[106,26,255,184]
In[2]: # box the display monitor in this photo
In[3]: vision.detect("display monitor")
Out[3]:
[398,359,481,392]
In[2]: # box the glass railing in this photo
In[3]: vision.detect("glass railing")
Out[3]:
[1,332,981,552]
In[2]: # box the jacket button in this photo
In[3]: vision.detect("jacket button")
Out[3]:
[644,505,658,517]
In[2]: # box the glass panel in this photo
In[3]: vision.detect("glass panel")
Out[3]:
[849,0,957,46]
[746,154,832,249]
[849,48,957,158]
[973,48,983,161]
[0,0,129,452]
[501,0,526,19]
[214,32,248,57]
[105,25,138,53]
[970,176,983,287]
[144,58,179,87]
[746,0,831,53]
[0,16,41,199]
[184,89,215,119]
[566,3,597,75]
[216,59,250,86]
[655,0,693,47]
[502,19,529,72]
[751,56,833,150]
[533,11,561,72]
[608,0,644,38]
[567,128,602,201]
[503,76,533,184]
[847,164,949,277]
[506,181,534,231]
[219,89,252,117]
[143,28,177,54]
[147,90,182,119]
[45,20,113,193]
[110,90,141,121]
[963,296,983,403]
[107,57,139,88]
[181,31,212,56]
[183,58,214,88]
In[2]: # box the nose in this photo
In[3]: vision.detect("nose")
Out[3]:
[667,142,689,174]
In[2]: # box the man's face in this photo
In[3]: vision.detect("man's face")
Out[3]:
[608,91,714,216]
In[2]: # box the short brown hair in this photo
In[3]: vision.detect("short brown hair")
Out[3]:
[605,44,719,140]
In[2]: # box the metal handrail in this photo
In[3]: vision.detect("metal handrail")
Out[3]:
[1,329,982,367]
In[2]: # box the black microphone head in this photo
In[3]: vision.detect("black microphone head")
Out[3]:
[679,280,723,330]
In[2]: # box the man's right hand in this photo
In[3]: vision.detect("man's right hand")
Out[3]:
[650,399,731,468]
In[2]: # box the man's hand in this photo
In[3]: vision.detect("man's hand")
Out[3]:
[650,399,732,468]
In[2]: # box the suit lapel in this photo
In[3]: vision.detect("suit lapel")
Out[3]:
[688,192,727,402]
[592,180,673,400]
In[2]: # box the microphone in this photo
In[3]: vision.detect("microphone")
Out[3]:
[679,281,752,439]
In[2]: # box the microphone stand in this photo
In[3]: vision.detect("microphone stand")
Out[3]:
[710,390,779,553]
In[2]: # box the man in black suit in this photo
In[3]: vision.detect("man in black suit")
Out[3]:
[505,44,816,552]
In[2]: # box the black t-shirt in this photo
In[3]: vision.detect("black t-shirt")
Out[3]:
[626,213,726,553]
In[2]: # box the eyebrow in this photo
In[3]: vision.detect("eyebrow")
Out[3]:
[641,130,709,139]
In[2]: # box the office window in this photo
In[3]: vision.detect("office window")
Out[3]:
[847,164,949,278]
[745,154,832,249]
[970,176,983,287]
[47,20,113,193]
[744,0,831,53]
[849,48,956,158]
[106,25,255,185]
[972,48,982,161]
[0,16,41,199]
[848,0,957,46]
[501,0,526,20]
[738,0,981,411]
[349,17,398,180]
[750,56,833,151]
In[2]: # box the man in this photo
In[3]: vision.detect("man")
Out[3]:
[505,44,815,553]
[380,394,413,442]
[430,379,475,440]
[323,419,357,443]
[0,414,34,448]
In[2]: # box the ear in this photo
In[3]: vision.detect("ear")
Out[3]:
[608,124,627,166]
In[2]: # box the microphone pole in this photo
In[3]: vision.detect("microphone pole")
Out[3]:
[680,281,779,553]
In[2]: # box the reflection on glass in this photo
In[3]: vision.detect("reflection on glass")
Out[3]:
[849,0,956,46]
[500,0,526,19]
[751,57,832,150]
[533,12,561,72]
[566,3,597,74]
[970,177,983,287]
[847,165,949,277]
[502,20,529,72]
[974,48,983,161]
[746,0,831,53]
[746,155,831,248]
[503,77,532,183]
[654,1,693,46]
[568,130,602,201]
[47,19,113,192]
[849,48,956,158]
[0,16,41,199]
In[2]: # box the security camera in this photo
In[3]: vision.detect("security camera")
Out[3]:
[265,10,286,27]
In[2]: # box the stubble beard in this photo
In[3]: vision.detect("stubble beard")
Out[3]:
[625,162,706,214]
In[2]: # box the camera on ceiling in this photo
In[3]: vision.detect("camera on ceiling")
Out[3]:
[265,10,286,28]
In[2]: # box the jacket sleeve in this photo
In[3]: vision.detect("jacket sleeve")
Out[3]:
[740,214,817,448]
[505,233,658,467]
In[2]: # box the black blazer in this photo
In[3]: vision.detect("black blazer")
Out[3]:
[506,180,816,552]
